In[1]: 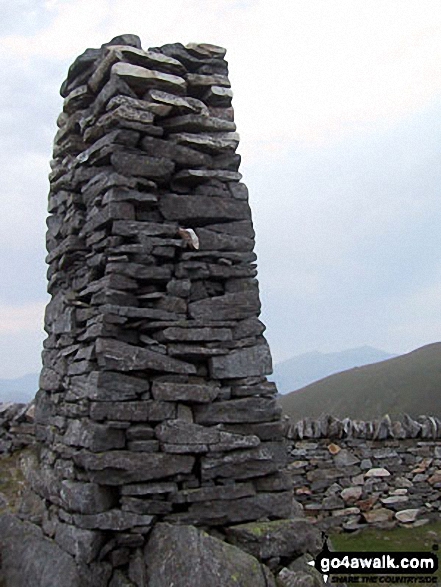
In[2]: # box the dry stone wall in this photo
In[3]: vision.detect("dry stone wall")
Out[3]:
[0,402,35,454]
[285,415,441,533]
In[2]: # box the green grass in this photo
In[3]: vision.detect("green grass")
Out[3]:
[0,448,32,514]
[279,342,441,420]
[329,522,441,583]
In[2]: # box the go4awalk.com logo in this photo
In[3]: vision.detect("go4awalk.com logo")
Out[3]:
[307,540,439,584]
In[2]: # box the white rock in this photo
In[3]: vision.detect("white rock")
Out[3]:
[365,467,390,477]
[396,509,419,523]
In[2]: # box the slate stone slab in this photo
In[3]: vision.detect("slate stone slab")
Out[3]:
[162,113,236,133]
[151,381,219,403]
[188,291,260,321]
[155,419,260,453]
[195,397,281,425]
[201,446,280,480]
[63,419,125,451]
[54,521,104,564]
[95,338,197,374]
[90,400,176,422]
[176,492,293,525]
[60,480,116,514]
[145,523,276,587]
[71,371,150,401]
[73,509,154,531]
[225,518,323,560]
[209,344,272,379]
[172,482,255,504]
[112,62,187,95]
[74,450,195,484]
[111,151,175,182]
[159,194,250,223]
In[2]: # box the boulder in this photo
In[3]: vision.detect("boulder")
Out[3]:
[0,513,111,587]
[145,522,276,587]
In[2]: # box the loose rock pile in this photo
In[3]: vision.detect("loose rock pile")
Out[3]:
[0,35,328,587]
[0,402,35,454]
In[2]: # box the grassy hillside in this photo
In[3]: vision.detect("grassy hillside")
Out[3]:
[272,346,395,394]
[278,343,441,420]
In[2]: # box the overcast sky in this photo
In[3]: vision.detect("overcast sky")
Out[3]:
[1,0,441,378]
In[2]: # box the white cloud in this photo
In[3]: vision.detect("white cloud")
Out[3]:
[2,0,441,147]
[0,0,441,373]
[0,301,46,334]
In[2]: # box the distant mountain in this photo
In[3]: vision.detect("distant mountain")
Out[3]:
[0,373,39,403]
[278,343,441,420]
[272,345,395,394]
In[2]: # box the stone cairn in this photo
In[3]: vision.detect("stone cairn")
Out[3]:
[0,35,327,587]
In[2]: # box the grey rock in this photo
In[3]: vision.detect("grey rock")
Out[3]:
[159,326,233,342]
[225,518,323,560]
[147,89,205,112]
[54,521,104,563]
[73,450,195,484]
[322,495,345,510]
[172,482,255,504]
[121,497,173,515]
[63,419,125,451]
[333,449,360,467]
[341,486,363,502]
[402,414,422,438]
[128,548,148,587]
[155,419,260,452]
[220,421,285,440]
[204,85,233,106]
[145,523,276,587]
[186,72,230,88]
[112,62,186,95]
[126,424,155,440]
[209,344,272,379]
[365,467,391,477]
[0,513,81,587]
[95,338,197,374]
[60,480,116,514]
[112,219,178,238]
[189,291,260,321]
[181,491,293,525]
[141,135,211,167]
[109,570,136,587]
[201,446,280,480]
[71,371,150,401]
[90,400,176,422]
[195,397,281,425]
[395,508,419,523]
[111,151,175,182]
[159,194,249,223]
[121,482,177,496]
[363,508,394,523]
[151,381,219,402]
[162,113,236,133]
[74,509,154,530]
[173,169,242,185]
[169,131,240,154]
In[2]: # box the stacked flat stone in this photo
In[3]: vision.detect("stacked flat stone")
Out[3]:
[33,34,292,573]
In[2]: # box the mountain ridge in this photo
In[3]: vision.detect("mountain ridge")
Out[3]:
[278,342,441,420]
[0,373,39,403]
[272,345,395,394]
